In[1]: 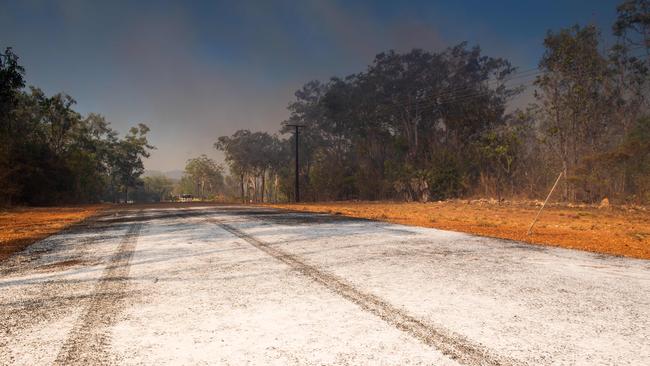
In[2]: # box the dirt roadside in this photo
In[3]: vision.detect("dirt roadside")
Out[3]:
[3,201,648,261]
[265,201,650,260]
[0,205,108,261]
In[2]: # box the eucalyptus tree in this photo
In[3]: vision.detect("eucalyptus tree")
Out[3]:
[280,81,330,200]
[1,46,158,205]
[611,0,650,132]
[614,0,650,51]
[183,155,224,199]
[108,124,154,202]
[216,130,254,202]
[0,47,24,135]
[287,45,518,201]
[216,130,285,202]
[0,47,25,204]
[534,25,616,201]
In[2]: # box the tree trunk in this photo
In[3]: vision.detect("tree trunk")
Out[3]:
[274,173,279,203]
[562,161,569,202]
[250,175,257,203]
[261,169,266,203]
[240,174,245,203]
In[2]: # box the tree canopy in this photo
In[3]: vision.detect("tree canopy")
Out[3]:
[216,2,649,204]
[0,47,154,205]
[3,0,648,205]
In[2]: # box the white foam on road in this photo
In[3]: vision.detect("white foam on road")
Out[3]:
[226,208,650,365]
[109,209,458,365]
[2,205,649,365]
[0,212,134,366]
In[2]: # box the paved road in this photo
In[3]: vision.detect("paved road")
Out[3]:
[1,205,649,365]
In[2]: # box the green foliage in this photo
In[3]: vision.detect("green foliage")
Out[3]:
[477,125,523,198]
[574,116,650,203]
[216,2,649,204]
[619,117,650,201]
[613,0,650,47]
[130,175,174,202]
[262,43,517,202]
[0,47,153,205]
[5,0,649,205]
[428,164,464,201]
[179,155,224,200]
[533,17,649,203]
[0,47,25,130]
[216,130,287,202]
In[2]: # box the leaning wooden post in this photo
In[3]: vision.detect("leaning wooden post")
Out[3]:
[527,171,564,236]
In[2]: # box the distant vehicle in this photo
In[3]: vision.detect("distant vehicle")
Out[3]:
[179,194,193,202]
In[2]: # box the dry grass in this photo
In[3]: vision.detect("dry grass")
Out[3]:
[266,200,650,260]
[0,205,107,261]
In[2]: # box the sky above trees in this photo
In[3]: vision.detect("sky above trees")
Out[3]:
[1,0,623,171]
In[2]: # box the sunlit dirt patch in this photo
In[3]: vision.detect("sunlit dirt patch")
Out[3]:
[0,205,107,261]
[265,201,650,260]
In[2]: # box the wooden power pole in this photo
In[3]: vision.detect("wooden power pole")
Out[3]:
[286,124,305,202]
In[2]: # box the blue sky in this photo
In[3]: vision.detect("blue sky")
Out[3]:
[1,0,622,171]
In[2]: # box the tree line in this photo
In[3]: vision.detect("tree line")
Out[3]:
[3,1,647,206]
[128,155,226,203]
[0,48,153,205]
[216,0,650,204]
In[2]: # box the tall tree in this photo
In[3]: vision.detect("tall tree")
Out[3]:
[216,130,285,202]
[0,47,25,204]
[142,175,175,202]
[613,0,650,51]
[109,124,154,202]
[183,155,224,200]
[534,25,612,201]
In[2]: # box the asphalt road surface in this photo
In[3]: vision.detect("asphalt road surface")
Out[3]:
[1,204,649,365]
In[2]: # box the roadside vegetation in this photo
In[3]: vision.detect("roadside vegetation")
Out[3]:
[1,1,648,259]
[0,50,153,206]
[3,1,647,207]
[216,0,649,206]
